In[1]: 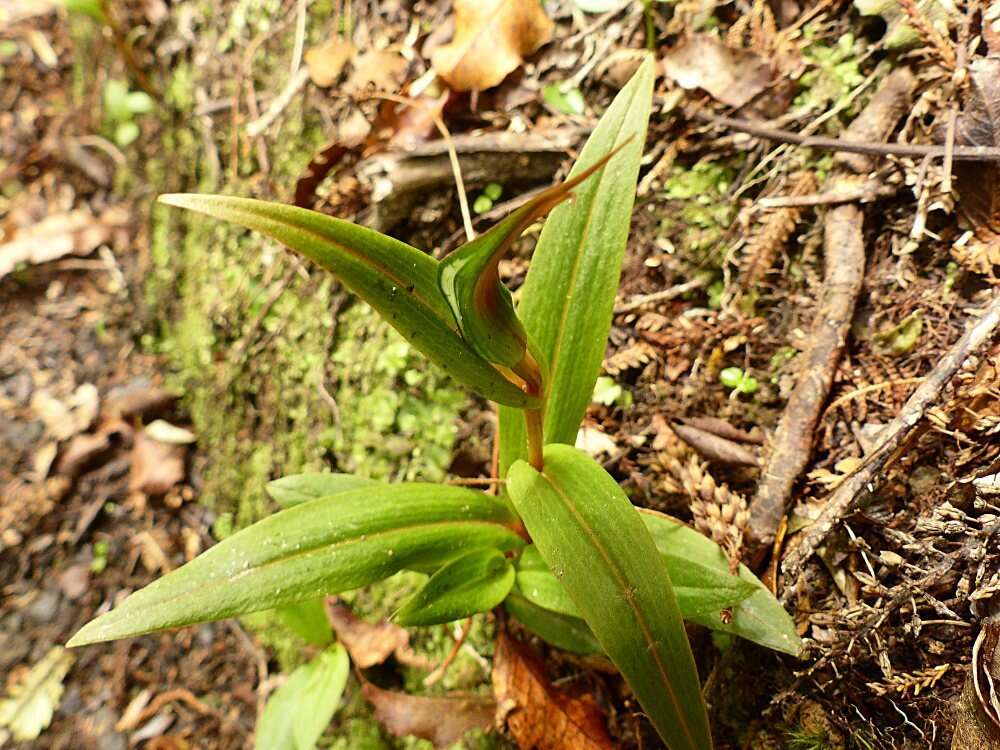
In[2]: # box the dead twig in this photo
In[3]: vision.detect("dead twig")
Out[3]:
[695,113,1000,162]
[614,278,707,313]
[747,69,917,557]
[246,66,310,138]
[758,181,898,208]
[781,290,1000,582]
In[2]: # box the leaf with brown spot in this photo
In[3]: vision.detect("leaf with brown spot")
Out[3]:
[363,683,495,749]
[954,58,1000,250]
[431,0,554,92]
[326,600,409,668]
[492,632,613,750]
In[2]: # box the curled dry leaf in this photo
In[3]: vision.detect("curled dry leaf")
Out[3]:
[661,34,772,109]
[432,0,554,92]
[363,683,495,749]
[492,633,613,750]
[0,207,127,280]
[304,37,355,87]
[954,58,1000,271]
[326,600,410,668]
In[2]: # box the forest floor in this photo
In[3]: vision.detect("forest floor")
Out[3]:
[3,0,1000,749]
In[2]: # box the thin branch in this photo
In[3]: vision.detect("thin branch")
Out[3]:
[614,278,707,313]
[758,182,898,208]
[696,112,1000,162]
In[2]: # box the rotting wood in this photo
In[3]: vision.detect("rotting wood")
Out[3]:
[746,68,918,559]
[780,288,1000,581]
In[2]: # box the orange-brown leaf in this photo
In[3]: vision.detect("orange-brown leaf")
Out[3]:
[492,633,613,750]
[326,600,409,668]
[431,0,554,92]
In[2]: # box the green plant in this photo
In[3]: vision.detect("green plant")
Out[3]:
[69,59,799,749]
[102,78,154,147]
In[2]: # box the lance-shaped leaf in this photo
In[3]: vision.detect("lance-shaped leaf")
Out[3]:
[158,195,537,409]
[514,543,757,621]
[507,444,712,750]
[68,485,523,646]
[255,643,349,750]
[395,547,515,626]
[499,56,654,473]
[503,591,602,655]
[438,145,630,379]
[640,510,802,656]
[267,472,378,508]
[275,599,333,646]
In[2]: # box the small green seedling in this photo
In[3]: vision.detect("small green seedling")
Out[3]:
[103,79,155,147]
[542,82,586,115]
[69,59,798,750]
[473,182,503,214]
[720,366,759,395]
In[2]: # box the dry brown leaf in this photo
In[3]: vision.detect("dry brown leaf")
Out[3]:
[326,601,409,668]
[346,50,408,93]
[129,431,186,495]
[363,683,495,749]
[431,0,554,92]
[30,384,99,441]
[954,58,1000,254]
[0,207,127,280]
[661,34,772,108]
[305,38,355,87]
[492,633,613,750]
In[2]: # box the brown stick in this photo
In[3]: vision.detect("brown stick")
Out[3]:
[695,113,1000,163]
[746,69,917,556]
[781,289,1000,581]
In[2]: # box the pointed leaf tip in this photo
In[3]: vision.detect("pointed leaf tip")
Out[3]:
[157,193,540,408]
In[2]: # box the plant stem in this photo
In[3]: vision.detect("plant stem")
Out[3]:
[524,408,544,471]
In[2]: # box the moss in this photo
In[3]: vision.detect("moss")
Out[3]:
[660,158,739,264]
[793,29,867,122]
[140,3,480,746]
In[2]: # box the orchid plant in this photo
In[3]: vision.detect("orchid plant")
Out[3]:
[69,58,798,750]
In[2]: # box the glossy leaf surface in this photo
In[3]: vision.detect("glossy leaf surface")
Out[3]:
[499,57,654,472]
[438,146,629,373]
[158,194,537,409]
[503,592,601,655]
[507,444,711,750]
[69,485,523,646]
[267,472,377,508]
[255,643,348,750]
[640,510,802,655]
[514,542,757,621]
[395,547,515,626]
